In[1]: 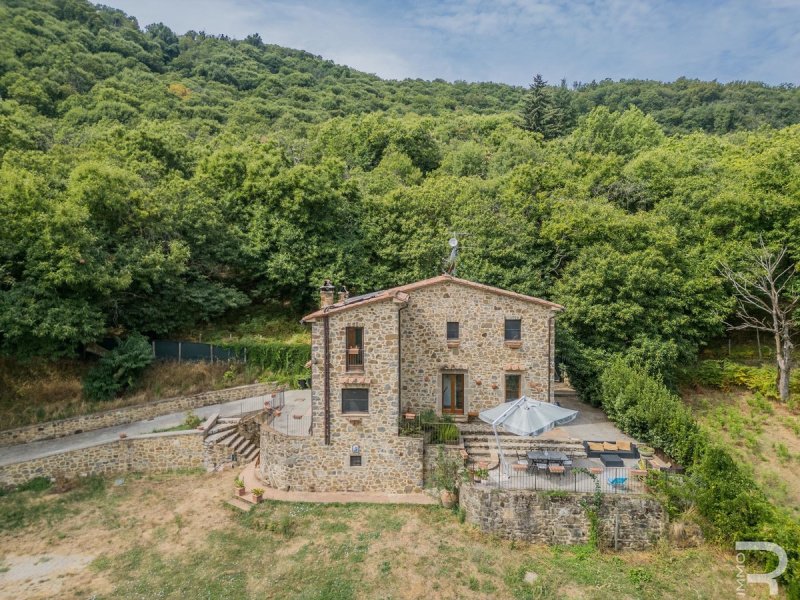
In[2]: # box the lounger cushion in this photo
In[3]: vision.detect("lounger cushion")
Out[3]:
[617,440,631,452]
[588,442,604,452]
[603,442,618,451]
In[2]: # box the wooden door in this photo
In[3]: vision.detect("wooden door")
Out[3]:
[442,373,465,415]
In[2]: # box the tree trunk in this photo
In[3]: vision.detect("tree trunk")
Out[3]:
[777,322,793,402]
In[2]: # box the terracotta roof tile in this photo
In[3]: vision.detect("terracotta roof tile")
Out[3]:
[302,275,563,322]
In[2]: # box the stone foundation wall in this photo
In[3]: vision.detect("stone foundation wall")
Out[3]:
[260,426,424,493]
[461,484,667,550]
[0,431,211,487]
[0,382,275,447]
[422,444,465,484]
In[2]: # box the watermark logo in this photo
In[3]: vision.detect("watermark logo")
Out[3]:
[735,542,787,596]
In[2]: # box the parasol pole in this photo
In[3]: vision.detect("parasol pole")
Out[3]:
[491,396,526,476]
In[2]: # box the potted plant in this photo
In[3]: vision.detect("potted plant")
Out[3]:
[440,488,456,508]
[251,487,265,503]
[475,468,489,484]
[639,445,655,459]
[234,477,246,497]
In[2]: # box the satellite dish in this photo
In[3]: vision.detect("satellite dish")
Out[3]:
[448,238,459,248]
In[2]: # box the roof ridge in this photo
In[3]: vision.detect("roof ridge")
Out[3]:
[301,275,563,322]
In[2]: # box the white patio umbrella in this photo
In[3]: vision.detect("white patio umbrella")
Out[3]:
[478,396,578,474]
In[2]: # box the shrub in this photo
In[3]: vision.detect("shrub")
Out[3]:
[435,423,459,444]
[429,447,461,493]
[682,359,800,399]
[600,358,800,593]
[183,411,201,428]
[600,358,705,466]
[83,333,154,401]
[221,341,310,376]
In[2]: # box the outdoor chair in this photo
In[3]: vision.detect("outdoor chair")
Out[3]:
[536,462,548,475]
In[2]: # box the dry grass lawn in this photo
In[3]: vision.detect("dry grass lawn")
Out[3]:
[0,469,779,599]
[683,385,800,518]
[0,359,257,430]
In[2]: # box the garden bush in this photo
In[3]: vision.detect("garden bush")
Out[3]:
[600,358,800,594]
[83,333,154,401]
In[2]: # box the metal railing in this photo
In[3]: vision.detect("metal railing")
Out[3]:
[477,466,653,495]
[346,347,364,370]
[399,414,460,445]
[231,390,284,417]
[267,411,312,437]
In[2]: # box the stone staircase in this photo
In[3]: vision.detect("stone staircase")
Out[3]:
[204,417,259,462]
[458,425,586,467]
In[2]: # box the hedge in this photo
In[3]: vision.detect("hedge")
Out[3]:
[600,358,799,595]
[221,341,311,376]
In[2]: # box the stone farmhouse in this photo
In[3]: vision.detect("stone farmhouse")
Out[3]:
[259,274,563,493]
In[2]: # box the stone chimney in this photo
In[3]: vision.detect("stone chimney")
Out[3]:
[320,279,335,308]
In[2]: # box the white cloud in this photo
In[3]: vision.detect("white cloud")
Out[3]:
[102,0,800,84]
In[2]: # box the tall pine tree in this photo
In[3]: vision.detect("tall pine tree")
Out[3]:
[520,74,564,139]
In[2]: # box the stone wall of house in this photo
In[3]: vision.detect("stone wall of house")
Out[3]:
[400,281,556,415]
[260,424,424,493]
[0,431,214,487]
[460,484,667,550]
[309,299,402,445]
[274,278,559,494]
[0,382,275,447]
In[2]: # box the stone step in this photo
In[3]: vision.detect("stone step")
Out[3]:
[231,435,252,454]
[207,422,237,436]
[205,428,238,444]
[226,496,253,512]
[462,438,585,450]
[244,446,259,461]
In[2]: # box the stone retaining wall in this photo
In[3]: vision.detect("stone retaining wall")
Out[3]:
[460,484,667,550]
[0,431,211,487]
[0,382,275,447]
[260,425,424,494]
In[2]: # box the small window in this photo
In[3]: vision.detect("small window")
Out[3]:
[346,326,364,370]
[342,388,369,413]
[349,455,362,467]
[446,321,460,340]
[504,319,522,341]
[505,374,521,401]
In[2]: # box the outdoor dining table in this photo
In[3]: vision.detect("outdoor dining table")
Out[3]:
[527,450,569,464]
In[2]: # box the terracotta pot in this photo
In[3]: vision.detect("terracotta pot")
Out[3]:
[237,488,246,497]
[253,494,263,503]
[440,489,456,509]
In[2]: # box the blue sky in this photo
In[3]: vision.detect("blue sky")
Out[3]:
[104,0,800,85]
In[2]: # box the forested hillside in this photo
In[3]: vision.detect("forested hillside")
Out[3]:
[0,0,798,389]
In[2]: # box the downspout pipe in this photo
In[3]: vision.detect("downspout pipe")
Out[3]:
[323,315,331,446]
[397,302,408,430]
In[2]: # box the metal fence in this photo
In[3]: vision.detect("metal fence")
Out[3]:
[398,414,461,445]
[267,410,312,437]
[152,340,241,363]
[227,390,285,417]
[478,466,651,495]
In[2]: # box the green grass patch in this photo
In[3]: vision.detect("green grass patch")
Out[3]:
[0,475,106,532]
